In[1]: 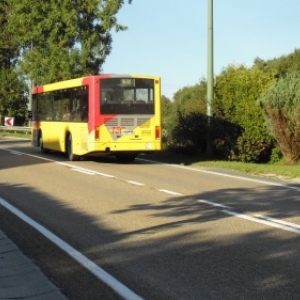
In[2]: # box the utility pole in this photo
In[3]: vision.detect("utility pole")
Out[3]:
[27,42,33,126]
[206,0,214,157]
[27,78,32,126]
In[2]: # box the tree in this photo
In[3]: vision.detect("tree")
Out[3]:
[161,95,174,144]
[8,0,132,85]
[0,1,27,125]
[214,64,276,162]
[254,48,300,78]
[259,72,300,163]
[173,80,207,114]
[165,81,207,153]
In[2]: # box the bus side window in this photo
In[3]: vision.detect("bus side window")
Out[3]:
[62,105,71,120]
[53,92,61,120]
[32,94,38,121]
[71,87,88,122]
[80,88,88,121]
[71,98,80,121]
[61,90,71,120]
[71,88,85,122]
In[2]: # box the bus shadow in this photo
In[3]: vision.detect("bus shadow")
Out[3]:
[0,137,167,166]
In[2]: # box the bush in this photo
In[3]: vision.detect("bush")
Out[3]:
[269,147,283,164]
[259,72,300,163]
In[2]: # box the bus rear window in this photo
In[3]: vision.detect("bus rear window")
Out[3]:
[100,78,155,114]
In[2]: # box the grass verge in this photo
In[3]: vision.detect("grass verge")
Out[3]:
[0,131,31,139]
[144,150,300,181]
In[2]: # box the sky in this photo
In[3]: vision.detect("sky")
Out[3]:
[103,0,300,100]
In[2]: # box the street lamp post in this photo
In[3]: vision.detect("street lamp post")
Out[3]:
[206,0,214,157]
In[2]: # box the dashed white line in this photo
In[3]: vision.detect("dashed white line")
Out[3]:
[126,180,145,186]
[95,172,115,178]
[72,168,96,175]
[69,166,115,178]
[3,147,300,236]
[158,189,182,196]
[198,199,300,235]
[198,199,230,209]
[254,214,300,230]
[223,209,300,235]
[1,148,116,178]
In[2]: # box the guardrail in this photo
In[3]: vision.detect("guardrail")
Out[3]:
[0,126,31,135]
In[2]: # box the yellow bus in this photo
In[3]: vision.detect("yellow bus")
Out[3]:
[31,74,162,161]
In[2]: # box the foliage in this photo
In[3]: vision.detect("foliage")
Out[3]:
[0,67,28,124]
[165,81,208,152]
[254,49,300,78]
[161,95,173,143]
[173,80,207,114]
[259,72,300,163]
[7,0,132,85]
[169,111,207,155]
[0,1,27,125]
[162,52,300,164]
[170,110,242,159]
[162,67,276,162]
[269,147,283,164]
[0,2,19,65]
[213,65,276,162]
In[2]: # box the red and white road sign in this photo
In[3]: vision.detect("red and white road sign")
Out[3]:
[4,117,14,126]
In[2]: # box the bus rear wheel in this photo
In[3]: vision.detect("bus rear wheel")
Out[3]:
[67,134,80,161]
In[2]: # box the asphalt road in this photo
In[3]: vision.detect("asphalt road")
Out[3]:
[1,137,300,300]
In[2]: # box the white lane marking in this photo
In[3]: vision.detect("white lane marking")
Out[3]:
[60,165,115,178]
[138,158,300,192]
[198,199,300,235]
[72,168,96,175]
[126,180,145,186]
[9,150,23,155]
[2,148,300,193]
[2,148,179,193]
[3,148,300,234]
[0,148,116,178]
[158,189,182,196]
[0,196,144,300]
[198,199,230,209]
[97,172,115,178]
[70,166,115,178]
[223,210,300,235]
[254,214,300,230]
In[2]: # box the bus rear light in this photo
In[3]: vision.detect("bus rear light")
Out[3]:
[95,128,99,140]
[155,126,160,139]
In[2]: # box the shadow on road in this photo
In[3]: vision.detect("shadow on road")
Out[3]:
[0,178,300,299]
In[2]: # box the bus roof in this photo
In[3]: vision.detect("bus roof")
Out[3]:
[32,74,160,94]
